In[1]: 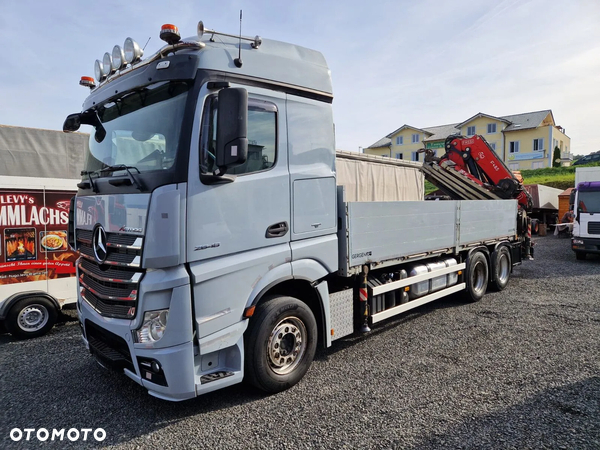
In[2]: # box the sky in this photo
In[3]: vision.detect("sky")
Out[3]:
[1,0,599,156]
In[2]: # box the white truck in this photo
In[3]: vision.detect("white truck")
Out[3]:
[0,125,86,338]
[571,167,600,260]
[64,22,532,400]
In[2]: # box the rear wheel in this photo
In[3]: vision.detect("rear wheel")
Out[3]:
[575,251,587,261]
[465,251,488,302]
[491,246,511,291]
[5,297,58,339]
[245,296,317,393]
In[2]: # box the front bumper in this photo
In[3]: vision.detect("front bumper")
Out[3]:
[571,237,600,254]
[79,299,197,401]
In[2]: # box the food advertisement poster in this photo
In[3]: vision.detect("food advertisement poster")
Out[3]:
[0,189,77,285]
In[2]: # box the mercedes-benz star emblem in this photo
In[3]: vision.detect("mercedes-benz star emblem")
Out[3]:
[92,225,108,264]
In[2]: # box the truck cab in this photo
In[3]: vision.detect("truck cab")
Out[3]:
[67,23,339,400]
[571,181,600,259]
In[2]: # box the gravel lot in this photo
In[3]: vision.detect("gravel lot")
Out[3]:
[1,235,598,449]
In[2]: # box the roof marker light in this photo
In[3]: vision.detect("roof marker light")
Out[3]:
[94,59,105,82]
[79,76,96,89]
[112,45,125,70]
[160,24,181,45]
[124,37,143,64]
[102,52,114,76]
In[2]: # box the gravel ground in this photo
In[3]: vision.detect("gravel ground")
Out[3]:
[1,235,598,449]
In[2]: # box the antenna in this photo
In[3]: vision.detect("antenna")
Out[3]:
[234,10,243,68]
[142,37,151,51]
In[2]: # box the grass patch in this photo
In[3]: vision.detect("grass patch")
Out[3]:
[521,162,600,190]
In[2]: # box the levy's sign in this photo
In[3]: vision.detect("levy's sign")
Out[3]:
[0,193,69,227]
[0,189,77,285]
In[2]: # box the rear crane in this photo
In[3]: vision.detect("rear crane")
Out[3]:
[419,134,534,258]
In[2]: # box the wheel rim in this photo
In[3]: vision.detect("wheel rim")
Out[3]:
[498,253,510,284]
[17,304,49,332]
[267,316,307,375]
[471,261,487,296]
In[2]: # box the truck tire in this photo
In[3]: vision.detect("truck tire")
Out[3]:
[491,246,511,291]
[465,251,488,302]
[5,297,58,339]
[575,251,587,261]
[244,296,317,393]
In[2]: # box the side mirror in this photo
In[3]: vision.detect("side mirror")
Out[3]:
[569,190,576,207]
[63,113,81,132]
[63,111,106,143]
[216,88,248,174]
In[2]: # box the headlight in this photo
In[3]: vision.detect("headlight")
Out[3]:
[572,239,584,245]
[136,309,169,343]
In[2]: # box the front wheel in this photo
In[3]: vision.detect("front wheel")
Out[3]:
[465,251,489,302]
[245,296,317,393]
[5,297,58,339]
[575,251,587,261]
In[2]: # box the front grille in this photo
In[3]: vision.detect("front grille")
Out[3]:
[81,273,136,300]
[85,320,135,373]
[82,290,134,319]
[77,228,144,319]
[588,222,600,235]
[77,229,139,247]
[79,258,141,283]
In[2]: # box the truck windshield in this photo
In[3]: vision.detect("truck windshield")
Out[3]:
[84,81,191,175]
[578,191,600,213]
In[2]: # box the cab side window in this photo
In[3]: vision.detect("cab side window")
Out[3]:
[200,95,277,176]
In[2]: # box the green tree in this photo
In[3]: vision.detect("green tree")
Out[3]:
[553,145,561,168]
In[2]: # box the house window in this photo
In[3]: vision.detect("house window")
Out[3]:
[509,141,520,153]
[412,151,419,162]
[508,162,519,171]
[412,134,419,143]
[396,136,403,145]
[532,161,545,169]
[487,123,496,133]
[395,152,403,159]
[533,138,544,151]
[467,126,476,136]
[490,142,496,151]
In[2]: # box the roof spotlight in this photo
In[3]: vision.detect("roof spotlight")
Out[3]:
[124,37,143,64]
[94,59,105,82]
[102,52,114,76]
[112,45,125,70]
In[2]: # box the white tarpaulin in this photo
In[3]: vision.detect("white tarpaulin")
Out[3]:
[336,151,423,202]
[0,125,88,179]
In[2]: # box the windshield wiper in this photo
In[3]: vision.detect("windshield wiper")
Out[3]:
[79,170,99,193]
[96,165,144,191]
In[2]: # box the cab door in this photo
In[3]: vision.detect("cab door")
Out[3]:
[186,86,290,338]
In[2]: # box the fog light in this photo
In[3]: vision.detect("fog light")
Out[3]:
[136,309,169,343]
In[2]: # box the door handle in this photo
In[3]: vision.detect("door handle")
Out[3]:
[266,221,289,238]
